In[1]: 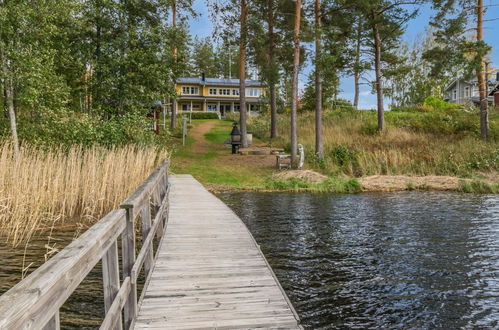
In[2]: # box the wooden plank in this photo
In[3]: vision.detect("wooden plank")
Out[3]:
[122,208,138,330]
[131,200,168,283]
[133,175,302,329]
[41,311,60,330]
[121,159,169,217]
[140,202,154,278]
[0,209,126,329]
[100,277,132,330]
[102,240,123,330]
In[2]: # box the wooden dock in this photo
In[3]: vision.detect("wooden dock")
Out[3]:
[0,162,301,330]
[134,175,301,329]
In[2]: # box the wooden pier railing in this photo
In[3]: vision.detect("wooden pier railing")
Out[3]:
[0,159,170,330]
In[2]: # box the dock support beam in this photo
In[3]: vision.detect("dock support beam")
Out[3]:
[122,208,137,330]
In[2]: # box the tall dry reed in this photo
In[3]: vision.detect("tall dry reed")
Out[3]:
[0,142,166,246]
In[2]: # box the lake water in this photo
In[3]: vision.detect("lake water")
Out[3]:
[1,191,498,329]
[218,191,499,329]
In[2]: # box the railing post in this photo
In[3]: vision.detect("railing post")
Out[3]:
[141,201,154,278]
[42,311,60,330]
[151,188,162,241]
[122,208,137,330]
[102,240,123,330]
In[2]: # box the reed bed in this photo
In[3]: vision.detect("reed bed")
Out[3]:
[0,143,166,246]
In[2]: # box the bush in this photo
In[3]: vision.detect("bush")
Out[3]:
[423,96,460,111]
[185,112,219,119]
[1,112,166,148]
[330,145,358,166]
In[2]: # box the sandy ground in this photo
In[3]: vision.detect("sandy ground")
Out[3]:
[360,175,461,192]
[273,170,328,183]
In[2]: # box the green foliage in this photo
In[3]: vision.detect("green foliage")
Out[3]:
[0,113,165,148]
[330,145,358,167]
[423,96,459,111]
[424,1,491,80]
[188,112,220,120]
[0,0,191,147]
[265,177,362,193]
[459,180,499,194]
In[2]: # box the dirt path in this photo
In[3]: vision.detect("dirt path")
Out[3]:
[189,120,217,154]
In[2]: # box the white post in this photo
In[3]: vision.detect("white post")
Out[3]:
[182,116,187,146]
[190,101,193,123]
[231,102,234,113]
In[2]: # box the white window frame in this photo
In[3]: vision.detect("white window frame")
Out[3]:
[181,86,199,95]
[464,86,470,97]
[232,89,239,96]
[452,89,457,100]
[209,88,217,95]
[218,88,230,96]
[246,88,261,97]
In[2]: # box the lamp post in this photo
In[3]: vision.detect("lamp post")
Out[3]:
[230,122,241,154]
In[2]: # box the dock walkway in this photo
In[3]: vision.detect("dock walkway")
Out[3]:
[134,175,301,329]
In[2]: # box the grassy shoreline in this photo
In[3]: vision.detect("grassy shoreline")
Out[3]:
[170,117,498,194]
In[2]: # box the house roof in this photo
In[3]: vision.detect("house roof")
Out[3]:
[177,77,264,87]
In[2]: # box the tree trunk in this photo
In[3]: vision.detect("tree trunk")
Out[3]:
[170,0,177,130]
[372,20,384,131]
[476,0,489,139]
[268,0,278,139]
[1,48,19,156]
[290,0,301,165]
[353,16,362,109]
[239,0,248,148]
[314,0,323,159]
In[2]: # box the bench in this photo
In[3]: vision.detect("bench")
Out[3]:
[276,144,304,170]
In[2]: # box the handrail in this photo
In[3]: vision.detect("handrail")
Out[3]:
[0,159,170,330]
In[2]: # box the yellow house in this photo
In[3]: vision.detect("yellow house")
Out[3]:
[175,75,266,117]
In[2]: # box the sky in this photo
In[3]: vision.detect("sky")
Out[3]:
[188,0,499,109]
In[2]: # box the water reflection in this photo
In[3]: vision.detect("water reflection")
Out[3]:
[219,192,499,329]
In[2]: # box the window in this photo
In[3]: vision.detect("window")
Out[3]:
[452,89,457,100]
[209,88,217,95]
[181,86,198,95]
[232,89,239,96]
[246,88,261,97]
[181,103,200,111]
[219,88,230,96]
[464,86,470,97]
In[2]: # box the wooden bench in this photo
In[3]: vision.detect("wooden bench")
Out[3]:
[276,144,304,170]
[276,154,292,169]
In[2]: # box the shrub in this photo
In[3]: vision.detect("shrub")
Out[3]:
[330,145,358,166]
[185,112,219,119]
[423,96,460,111]
[4,113,165,148]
